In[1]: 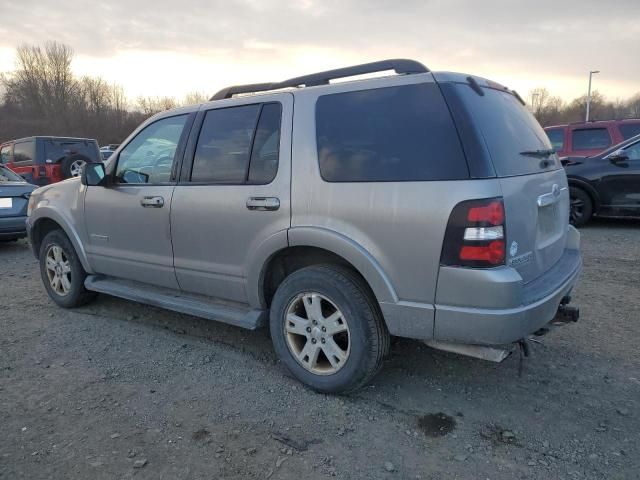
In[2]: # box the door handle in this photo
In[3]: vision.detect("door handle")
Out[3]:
[140,196,164,208]
[246,197,280,211]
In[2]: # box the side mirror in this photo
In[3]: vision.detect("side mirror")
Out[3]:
[608,149,628,163]
[81,162,107,186]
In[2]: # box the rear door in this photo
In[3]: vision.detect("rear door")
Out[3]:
[451,83,569,283]
[170,94,292,303]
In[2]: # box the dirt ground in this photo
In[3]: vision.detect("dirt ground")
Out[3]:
[1,219,639,480]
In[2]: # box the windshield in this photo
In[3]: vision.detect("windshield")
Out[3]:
[0,165,25,183]
[453,83,560,176]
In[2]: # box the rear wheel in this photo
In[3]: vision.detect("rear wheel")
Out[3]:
[569,187,593,227]
[39,229,96,308]
[269,265,389,394]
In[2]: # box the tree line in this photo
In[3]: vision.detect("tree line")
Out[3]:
[0,42,207,145]
[1,42,639,146]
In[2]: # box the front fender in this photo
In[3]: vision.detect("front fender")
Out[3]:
[28,184,92,273]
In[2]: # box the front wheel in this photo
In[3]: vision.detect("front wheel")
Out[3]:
[39,230,96,308]
[269,265,389,394]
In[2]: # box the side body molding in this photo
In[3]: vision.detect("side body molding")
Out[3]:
[287,226,398,304]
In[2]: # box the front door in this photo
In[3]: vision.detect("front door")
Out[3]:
[171,94,293,303]
[84,113,192,288]
[599,139,640,210]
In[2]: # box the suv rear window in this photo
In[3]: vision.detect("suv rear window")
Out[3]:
[315,83,468,182]
[572,128,611,150]
[452,84,559,176]
[44,139,100,163]
[619,123,640,140]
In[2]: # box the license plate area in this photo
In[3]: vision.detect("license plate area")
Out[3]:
[0,197,12,209]
[536,202,562,247]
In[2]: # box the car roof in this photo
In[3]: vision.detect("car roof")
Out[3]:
[1,136,98,145]
[545,119,640,129]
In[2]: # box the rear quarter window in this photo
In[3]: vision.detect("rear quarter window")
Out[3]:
[571,128,611,150]
[315,82,468,182]
[45,140,101,162]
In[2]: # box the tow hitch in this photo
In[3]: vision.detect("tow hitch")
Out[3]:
[552,296,580,325]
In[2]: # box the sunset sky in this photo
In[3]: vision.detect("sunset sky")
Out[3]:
[0,0,637,103]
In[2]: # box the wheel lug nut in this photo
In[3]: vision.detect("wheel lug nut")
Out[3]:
[321,326,326,332]
[306,327,311,333]
[311,339,317,344]
[321,338,326,344]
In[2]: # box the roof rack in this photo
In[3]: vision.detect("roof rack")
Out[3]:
[210,58,429,101]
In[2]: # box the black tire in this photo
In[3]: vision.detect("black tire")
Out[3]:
[569,187,593,227]
[269,265,389,394]
[60,155,89,179]
[39,229,96,308]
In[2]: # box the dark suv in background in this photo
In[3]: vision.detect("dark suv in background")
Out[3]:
[545,119,640,158]
[0,136,101,185]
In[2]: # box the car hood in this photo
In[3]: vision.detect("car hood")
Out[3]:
[0,182,37,196]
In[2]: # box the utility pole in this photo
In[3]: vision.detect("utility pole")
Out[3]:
[585,70,600,122]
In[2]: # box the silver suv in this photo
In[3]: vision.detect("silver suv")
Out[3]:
[27,59,582,393]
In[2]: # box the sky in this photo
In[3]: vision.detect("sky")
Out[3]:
[0,0,638,103]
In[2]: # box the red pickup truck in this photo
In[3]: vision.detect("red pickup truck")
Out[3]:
[544,119,640,157]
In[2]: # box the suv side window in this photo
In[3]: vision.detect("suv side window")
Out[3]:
[190,103,282,184]
[13,141,35,165]
[0,145,11,164]
[316,83,468,182]
[545,128,565,151]
[623,141,640,161]
[572,128,611,150]
[619,123,640,140]
[116,114,188,184]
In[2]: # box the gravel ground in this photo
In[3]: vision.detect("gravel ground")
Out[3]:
[1,219,639,480]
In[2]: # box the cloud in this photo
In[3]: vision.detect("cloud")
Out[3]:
[0,0,637,99]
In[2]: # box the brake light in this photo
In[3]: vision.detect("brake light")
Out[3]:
[467,201,504,225]
[440,198,506,268]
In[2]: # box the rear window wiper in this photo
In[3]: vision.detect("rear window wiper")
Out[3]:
[519,149,556,158]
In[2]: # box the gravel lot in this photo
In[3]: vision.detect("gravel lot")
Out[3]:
[1,219,639,480]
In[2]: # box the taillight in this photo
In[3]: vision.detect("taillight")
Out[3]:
[440,198,506,268]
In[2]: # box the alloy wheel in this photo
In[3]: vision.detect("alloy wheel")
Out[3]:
[45,245,72,296]
[69,160,85,177]
[284,292,350,375]
[570,197,584,224]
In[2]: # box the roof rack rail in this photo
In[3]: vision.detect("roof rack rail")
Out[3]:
[210,58,429,101]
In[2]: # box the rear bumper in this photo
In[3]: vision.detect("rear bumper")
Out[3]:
[433,249,581,345]
[0,216,28,239]
[380,226,582,345]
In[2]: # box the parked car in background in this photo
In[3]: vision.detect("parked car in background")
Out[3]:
[26,59,581,393]
[544,119,640,158]
[563,133,640,226]
[100,144,120,161]
[0,165,36,242]
[0,136,101,185]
